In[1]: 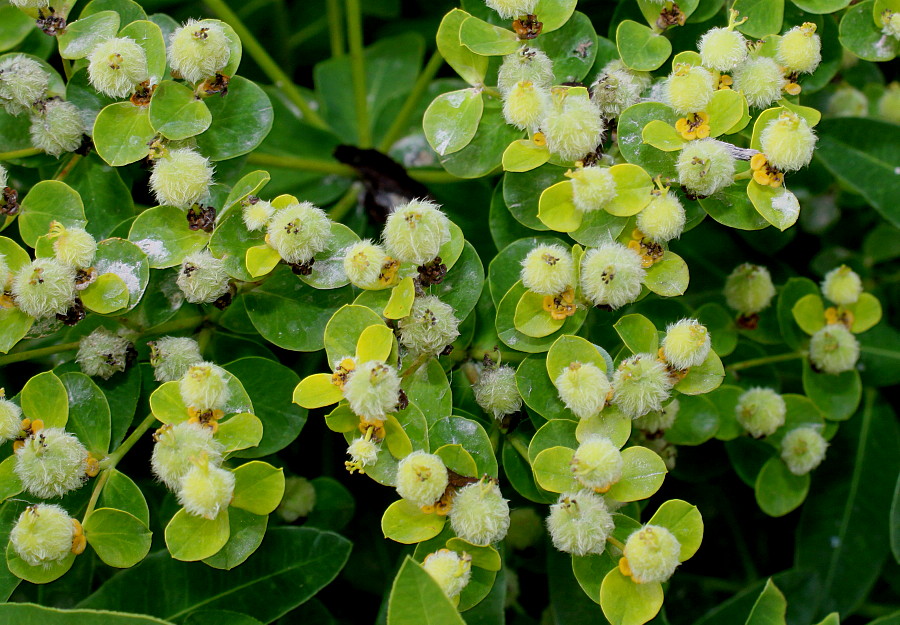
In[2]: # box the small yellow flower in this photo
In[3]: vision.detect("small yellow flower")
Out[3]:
[675,112,711,140]
[718,74,733,90]
[542,287,576,320]
[784,82,802,95]
[750,153,784,187]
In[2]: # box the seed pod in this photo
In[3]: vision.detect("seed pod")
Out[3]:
[827,85,869,117]
[611,354,673,419]
[0,397,22,442]
[473,365,522,420]
[592,65,644,119]
[15,428,89,498]
[542,90,605,162]
[569,166,617,213]
[422,549,472,598]
[676,138,735,197]
[878,82,900,124]
[580,242,645,309]
[343,360,402,421]
[485,0,537,19]
[9,0,50,7]
[520,244,574,296]
[724,263,776,315]
[87,37,149,99]
[0,55,50,115]
[780,427,828,475]
[168,19,231,84]
[733,55,786,109]
[398,295,460,357]
[809,323,859,374]
[343,240,392,289]
[506,507,544,550]
[11,257,76,319]
[150,148,214,208]
[149,336,204,383]
[546,490,614,556]
[241,199,274,231]
[497,46,554,94]
[383,199,451,266]
[884,11,900,39]
[151,421,224,490]
[29,99,85,157]
[777,23,821,74]
[662,319,711,370]
[735,387,785,438]
[449,480,510,545]
[176,250,230,304]
[0,163,7,190]
[179,361,231,412]
[820,265,863,306]
[76,327,132,380]
[760,110,816,172]
[10,504,75,567]
[48,222,97,269]
[698,27,748,72]
[266,201,332,265]
[555,362,610,419]
[634,398,679,434]
[571,436,623,491]
[636,191,686,243]
[623,524,681,583]
[502,80,550,132]
[395,450,449,507]
[177,457,235,519]
[276,476,317,522]
[664,64,715,116]
[346,436,380,469]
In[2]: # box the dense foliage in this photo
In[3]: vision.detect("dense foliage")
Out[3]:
[0,0,898,624]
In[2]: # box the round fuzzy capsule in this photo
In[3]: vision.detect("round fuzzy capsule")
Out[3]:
[422,549,472,599]
[149,336,203,383]
[571,436,623,491]
[0,397,22,442]
[542,90,606,162]
[733,55,786,109]
[241,199,274,231]
[634,398,679,434]
[76,327,132,380]
[820,265,863,306]
[449,480,511,545]
[636,191,686,243]
[676,138,735,197]
[569,166,616,213]
[9,0,50,7]
[398,295,460,356]
[0,253,8,292]
[179,361,231,412]
[150,148,214,208]
[520,243,575,296]
[662,319,711,370]
[664,64,715,116]
[15,428,89,498]
[724,263,776,315]
[87,37,149,99]
[555,362,610,419]
[395,450,449,507]
[176,250,230,304]
[546,490,614,556]
[347,436,380,469]
[502,81,551,132]
[48,222,97,268]
[266,201,332,265]
[885,11,900,38]
[29,99,85,157]
[168,19,231,84]
[276,476,317,522]
[777,23,821,74]
[343,240,391,289]
[760,110,816,172]
[780,427,828,475]
[827,85,869,117]
[151,421,224,490]
[698,27,748,72]
[506,507,544,550]
[343,360,402,421]
[177,458,235,519]
[11,257,76,319]
[735,387,785,438]
[497,46,554,94]
[0,55,50,116]
[878,83,900,124]
[473,364,522,420]
[0,164,7,190]
[485,0,537,19]
[382,199,451,266]
[580,242,645,309]
[809,323,859,374]
[623,524,681,584]
[611,354,674,419]
[592,66,644,119]
[10,504,75,567]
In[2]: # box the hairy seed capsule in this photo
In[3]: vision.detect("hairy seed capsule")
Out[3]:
[546,490,614,556]
[176,250,230,304]
[571,436,623,491]
[569,166,617,213]
[76,327,132,380]
[11,257,76,319]
[395,450,449,507]
[177,458,235,519]
[724,263,776,315]
[151,421,224,490]
[735,387,785,438]
[636,192,686,243]
[343,240,391,289]
[760,111,816,172]
[485,0,537,19]
[383,199,451,266]
[10,504,75,567]
[150,148,214,208]
[698,27,748,72]
[820,265,863,306]
[87,37,149,99]
[168,19,231,84]
[449,480,511,545]
[502,81,551,132]
[497,46,554,94]
[29,99,85,157]
[347,436,380,469]
[780,426,828,475]
[542,90,605,162]
[662,319,711,370]
[591,64,644,119]
[398,295,460,356]
[277,476,317,522]
[733,55,786,109]
[179,361,231,412]
[623,524,681,583]
[555,362,610,419]
[0,55,50,115]
[676,138,735,197]
[0,163,7,190]
[521,244,574,296]
[611,354,673,419]
[473,365,523,420]
[827,85,869,118]
[422,549,472,598]
[15,428,89,498]
[9,0,50,7]
[242,199,274,231]
[343,360,402,421]
[0,397,22,442]
[267,201,332,265]
[48,223,97,269]
[878,82,900,124]
[149,336,204,383]
[808,323,859,374]
[665,64,715,116]
[634,398,679,434]
[580,242,645,309]
[777,23,821,74]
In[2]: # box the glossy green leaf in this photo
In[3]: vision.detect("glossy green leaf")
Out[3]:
[802,359,861,421]
[195,77,273,161]
[734,0,784,38]
[845,292,882,333]
[165,508,230,562]
[383,276,416,320]
[430,415,498,477]
[0,604,173,624]
[434,443,478,478]
[324,304,385,364]
[387,556,465,624]
[119,20,166,80]
[641,120,685,152]
[839,0,898,62]
[575,406,633,448]
[216,413,264,452]
[57,11,120,60]
[202,507,268,571]
[128,205,210,269]
[643,251,690,297]
[699,184,769,230]
[18,180,86,248]
[614,314,658,355]
[606,446,667,502]
[6,543,75,585]
[616,20,672,71]
[706,89,745,137]
[533,446,579,493]
[93,103,155,166]
[293,373,343,409]
[98,469,149,526]
[83,508,151,568]
[675,349,725,395]
[150,371,252,424]
[538,181,581,232]
[666,394,720,444]
[59,372,110,455]
[648,499,704,561]
[514,289,565,338]
[459,16,520,56]
[746,578,787,625]
[792,293,825,335]
[599,568,664,625]
[21,371,68,428]
[381,499,447,544]
[605,164,653,217]
[81,273,130,314]
[436,9,488,86]
[298,222,359,290]
[231,461,285,515]
[755,456,810,517]
[546,334,611,380]
[502,138,551,173]
[747,181,800,231]
[148,80,212,140]
[424,88,483,157]
[777,277,820,351]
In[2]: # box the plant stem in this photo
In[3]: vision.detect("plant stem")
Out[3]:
[245,152,356,176]
[0,148,42,161]
[54,153,82,181]
[401,352,431,379]
[726,351,805,372]
[378,49,444,152]
[328,183,361,221]
[345,0,370,148]
[286,16,327,50]
[606,536,625,550]
[61,58,73,80]
[0,342,80,367]
[203,0,328,130]
[326,0,345,57]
